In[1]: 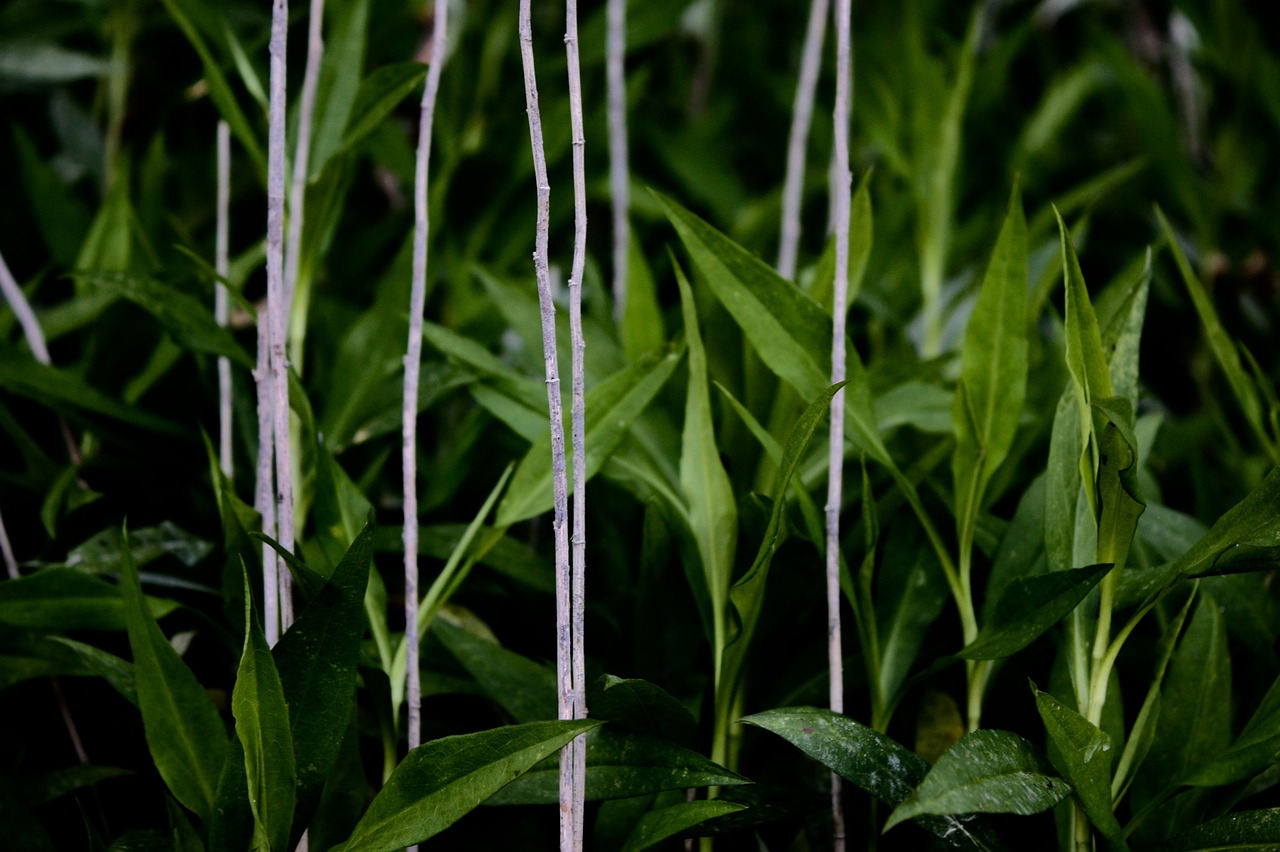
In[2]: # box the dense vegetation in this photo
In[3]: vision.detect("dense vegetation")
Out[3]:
[2,0,1280,849]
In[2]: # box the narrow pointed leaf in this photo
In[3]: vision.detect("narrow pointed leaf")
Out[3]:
[885,729,1070,831]
[0,354,180,433]
[334,719,600,852]
[590,675,699,747]
[621,801,747,852]
[486,725,747,805]
[1033,685,1127,848]
[960,563,1113,660]
[120,528,227,821]
[337,64,430,157]
[0,569,177,631]
[1168,809,1280,851]
[232,569,295,852]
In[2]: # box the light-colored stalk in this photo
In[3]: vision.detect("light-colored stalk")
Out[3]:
[0,504,17,579]
[565,0,589,844]
[283,0,326,353]
[216,121,233,481]
[516,3,575,849]
[826,0,853,849]
[267,0,295,633]
[776,0,830,280]
[254,308,279,644]
[404,0,449,768]
[606,0,629,322]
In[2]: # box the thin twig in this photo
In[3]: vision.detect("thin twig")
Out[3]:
[0,248,52,366]
[216,121,233,481]
[776,0,830,280]
[404,0,449,771]
[516,3,575,849]
[0,508,17,579]
[254,307,279,644]
[606,0,629,323]
[826,0,853,849]
[283,0,326,337]
[267,0,295,634]
[564,0,589,845]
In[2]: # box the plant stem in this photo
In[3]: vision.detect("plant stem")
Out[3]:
[403,0,449,779]
[606,0,629,323]
[516,3,575,848]
[776,0,829,280]
[216,121,233,482]
[267,0,294,634]
[564,0,590,844]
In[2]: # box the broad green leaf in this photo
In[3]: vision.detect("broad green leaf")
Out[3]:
[658,192,830,400]
[674,259,737,690]
[885,729,1070,831]
[61,522,212,574]
[722,381,846,709]
[877,535,949,708]
[953,186,1027,557]
[120,528,227,822]
[621,801,747,852]
[308,0,371,179]
[960,563,1113,660]
[27,765,132,807]
[486,725,748,805]
[589,676,699,747]
[1157,206,1276,462]
[742,707,928,806]
[274,521,373,833]
[1033,685,1127,848]
[337,63,429,158]
[1094,397,1146,569]
[232,569,295,852]
[0,568,177,631]
[208,736,252,852]
[334,719,600,852]
[434,618,556,723]
[46,636,138,706]
[0,354,180,433]
[1100,253,1151,408]
[1168,809,1280,851]
[423,320,547,415]
[496,346,682,525]
[156,0,266,175]
[1185,673,1280,787]
[74,273,252,369]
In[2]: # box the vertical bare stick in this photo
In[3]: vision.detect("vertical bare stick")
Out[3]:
[404,0,449,766]
[254,307,279,643]
[0,499,17,579]
[216,121,234,481]
[776,0,830,280]
[826,0,852,849]
[283,0,326,330]
[606,0,629,322]
[517,3,575,849]
[565,0,589,845]
[267,0,295,632]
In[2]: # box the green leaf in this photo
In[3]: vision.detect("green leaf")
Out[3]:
[274,520,373,834]
[960,563,1112,660]
[0,569,177,631]
[308,0,371,179]
[46,636,138,706]
[337,63,429,158]
[485,725,747,805]
[0,353,181,433]
[589,675,699,748]
[953,186,1027,554]
[433,617,556,723]
[1185,673,1280,787]
[61,522,212,574]
[658,192,831,400]
[621,801,747,851]
[1033,685,1127,848]
[156,0,266,176]
[1094,397,1146,569]
[120,527,227,822]
[877,535,950,708]
[27,765,132,807]
[232,568,295,852]
[1157,206,1276,463]
[74,273,253,369]
[742,707,927,806]
[722,381,846,708]
[621,221,666,361]
[885,729,1070,831]
[1168,809,1280,851]
[496,346,682,525]
[674,258,737,688]
[334,719,600,852]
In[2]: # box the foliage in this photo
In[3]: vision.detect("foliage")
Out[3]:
[2,0,1280,849]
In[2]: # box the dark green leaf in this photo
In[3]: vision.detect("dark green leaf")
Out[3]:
[621,801,747,852]
[338,64,429,157]
[1168,809,1280,851]
[589,675,699,748]
[0,569,177,631]
[0,354,180,433]
[961,563,1113,660]
[334,720,600,852]
[885,729,1070,831]
[433,617,556,723]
